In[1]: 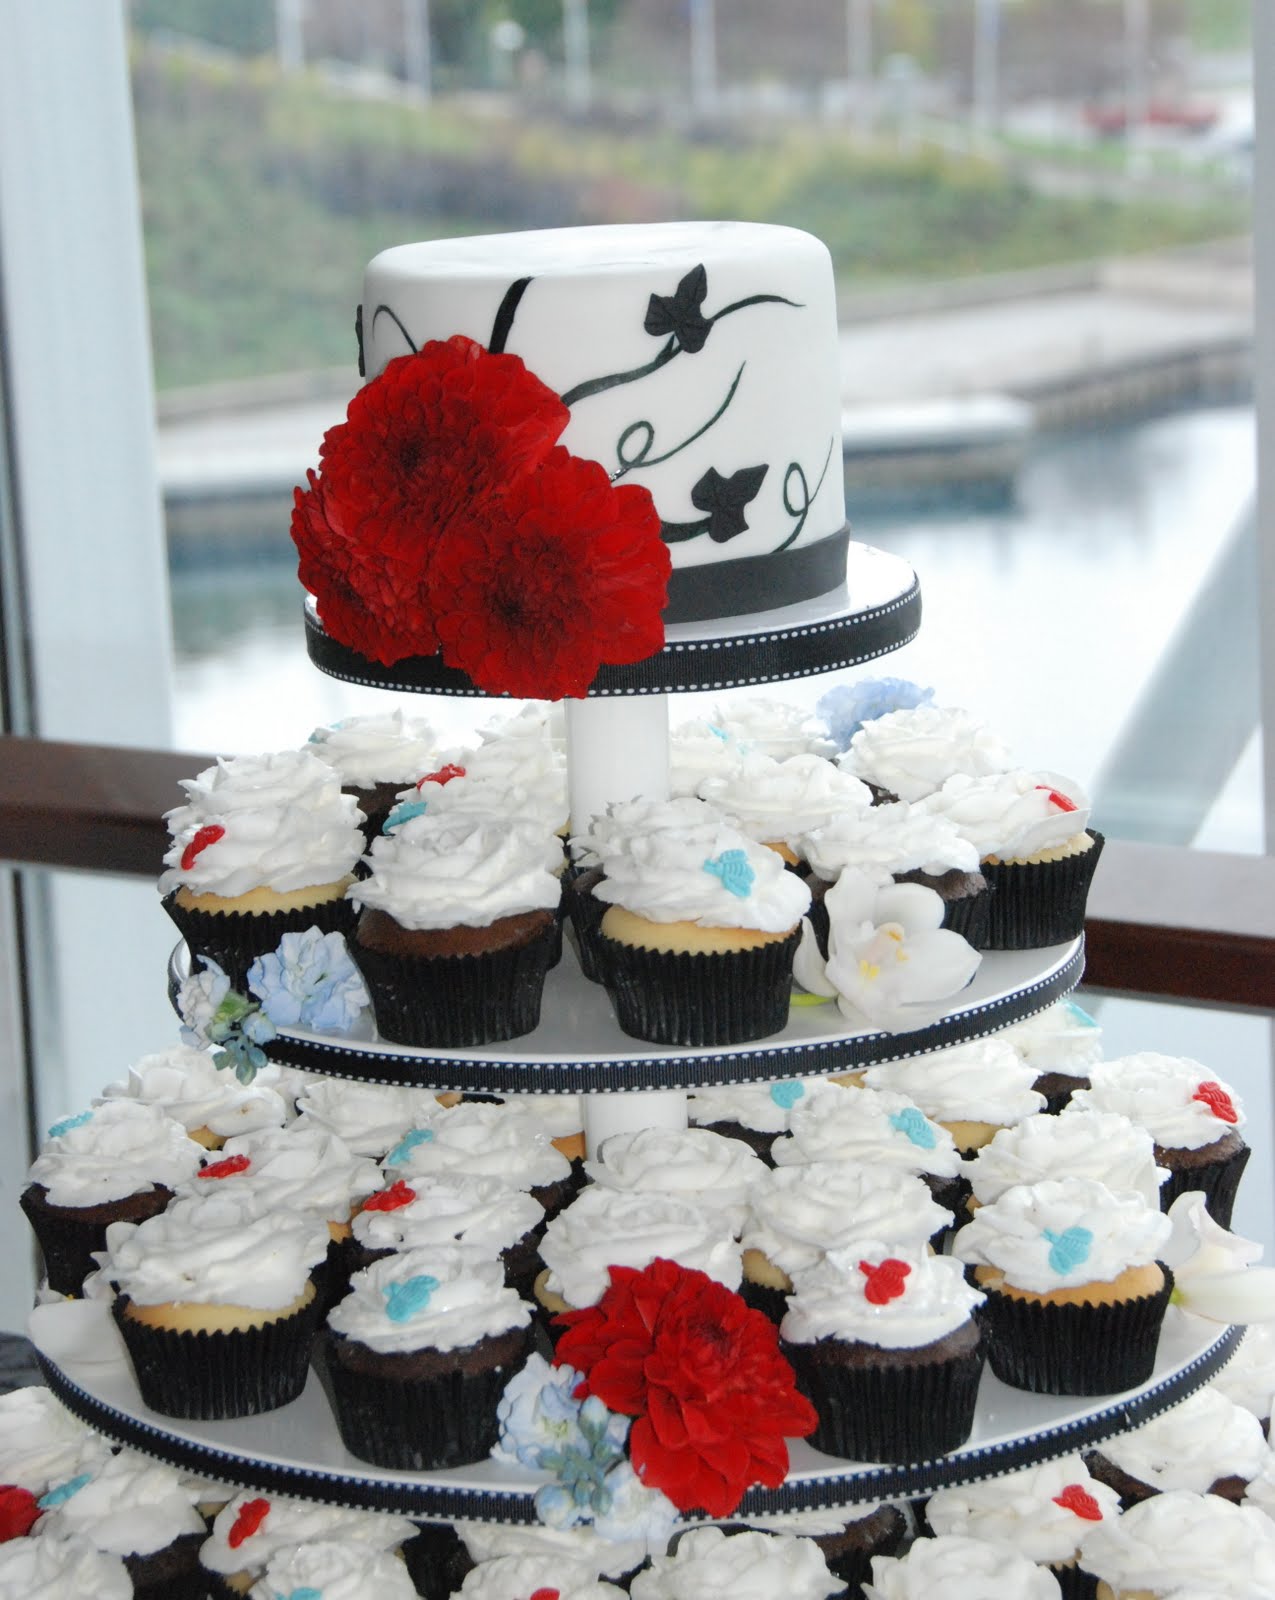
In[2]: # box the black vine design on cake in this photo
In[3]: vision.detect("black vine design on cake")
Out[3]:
[488,278,533,355]
[662,465,768,545]
[354,303,366,378]
[613,363,745,482]
[778,439,836,551]
[370,303,420,358]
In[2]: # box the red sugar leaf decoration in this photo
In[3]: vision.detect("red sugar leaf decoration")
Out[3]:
[180,823,226,871]
[1193,1081,1239,1124]
[529,1591,560,1600]
[859,1258,911,1305]
[1035,785,1078,813]
[1053,1484,1103,1521]
[227,1497,270,1549]
[361,1180,417,1213]
[0,1485,40,1542]
[416,763,466,790]
[198,1154,251,1180]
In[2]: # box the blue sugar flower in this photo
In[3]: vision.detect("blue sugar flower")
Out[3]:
[702,849,755,898]
[888,1106,938,1150]
[48,1110,94,1140]
[383,798,428,834]
[37,1472,93,1509]
[770,1082,804,1110]
[248,927,369,1034]
[817,677,935,752]
[384,1127,434,1168]
[384,1274,440,1323]
[1043,1226,1094,1275]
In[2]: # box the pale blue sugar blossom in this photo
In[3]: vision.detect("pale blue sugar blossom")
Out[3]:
[177,956,276,1083]
[817,676,934,752]
[247,927,369,1033]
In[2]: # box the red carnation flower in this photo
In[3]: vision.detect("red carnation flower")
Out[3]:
[428,448,669,699]
[554,1257,816,1518]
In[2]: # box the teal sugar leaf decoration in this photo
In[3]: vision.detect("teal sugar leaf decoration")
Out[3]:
[384,1274,441,1323]
[702,849,756,898]
[887,1107,938,1150]
[692,464,769,544]
[384,1127,435,1168]
[1042,1226,1094,1275]
[382,797,429,833]
[37,1472,93,1510]
[48,1110,93,1140]
[770,1081,805,1110]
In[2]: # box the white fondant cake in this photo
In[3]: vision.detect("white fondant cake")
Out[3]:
[360,221,848,622]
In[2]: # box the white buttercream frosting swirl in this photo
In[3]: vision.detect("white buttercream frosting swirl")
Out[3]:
[668,719,749,797]
[839,705,1014,802]
[352,1172,543,1255]
[160,749,365,896]
[917,769,1091,860]
[28,1099,201,1208]
[200,1492,416,1575]
[864,1532,1066,1598]
[1077,1488,1275,1595]
[104,1190,330,1308]
[1069,1052,1247,1149]
[247,1540,419,1599]
[744,1162,950,1277]
[688,1077,820,1135]
[176,1124,382,1222]
[0,1534,131,1600]
[996,997,1103,1075]
[291,1078,445,1157]
[455,1522,647,1580]
[799,799,980,880]
[781,1241,983,1349]
[585,1127,767,1234]
[351,811,563,930]
[327,1243,531,1354]
[697,753,871,848]
[37,1448,205,1557]
[771,1083,965,1180]
[953,1176,1172,1293]
[0,1386,112,1494]
[539,1187,742,1308]
[864,1038,1046,1126]
[581,797,811,932]
[923,1453,1121,1564]
[457,1553,627,1598]
[382,1101,571,1192]
[1095,1386,1267,1492]
[1211,1322,1275,1421]
[630,1526,842,1600]
[306,708,437,786]
[969,1108,1169,1207]
[98,1045,290,1139]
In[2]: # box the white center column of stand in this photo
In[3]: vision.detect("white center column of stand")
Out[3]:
[565,694,690,1153]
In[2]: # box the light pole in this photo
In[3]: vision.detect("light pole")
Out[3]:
[403,0,431,102]
[563,0,591,114]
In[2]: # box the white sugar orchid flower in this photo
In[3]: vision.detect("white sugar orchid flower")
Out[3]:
[794,867,981,1033]
[1163,1191,1275,1324]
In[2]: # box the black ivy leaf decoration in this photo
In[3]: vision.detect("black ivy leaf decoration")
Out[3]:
[354,303,366,378]
[691,464,769,543]
[644,264,712,353]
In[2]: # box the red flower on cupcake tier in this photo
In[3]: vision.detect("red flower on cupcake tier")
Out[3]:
[554,1257,816,1518]
[291,335,669,693]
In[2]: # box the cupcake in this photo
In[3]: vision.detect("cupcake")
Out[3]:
[33,1448,207,1599]
[305,707,438,836]
[687,1076,822,1164]
[536,1187,742,1315]
[668,716,748,798]
[582,796,811,1046]
[0,1386,111,1498]
[0,1534,132,1598]
[953,1176,1174,1395]
[1069,1054,1250,1226]
[696,751,872,866]
[918,769,1102,949]
[584,1126,768,1236]
[21,1100,202,1296]
[996,997,1104,1113]
[863,1037,1046,1156]
[779,1242,985,1463]
[1077,1488,1275,1597]
[923,1454,1121,1600]
[382,1099,575,1218]
[837,703,1014,803]
[630,1525,843,1600]
[709,695,837,761]
[1210,1321,1275,1435]
[159,749,365,986]
[515,1092,587,1169]
[290,1077,448,1160]
[453,1554,627,1599]
[97,1044,290,1149]
[104,1189,330,1419]
[739,1503,909,1595]
[1084,1387,1267,1506]
[968,1108,1169,1213]
[348,811,562,1047]
[199,1491,417,1599]
[864,1532,1065,1599]
[247,1540,419,1599]
[322,1244,533,1470]
[741,1162,952,1322]
[452,1522,649,1590]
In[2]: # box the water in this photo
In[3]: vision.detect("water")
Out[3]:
[169,403,1259,848]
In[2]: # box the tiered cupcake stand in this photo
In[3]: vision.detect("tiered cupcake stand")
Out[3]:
[30,543,1242,1526]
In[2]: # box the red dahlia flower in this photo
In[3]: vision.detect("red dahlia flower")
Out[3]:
[554,1257,816,1518]
[291,335,669,692]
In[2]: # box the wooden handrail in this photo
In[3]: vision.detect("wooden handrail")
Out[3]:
[1,733,1272,1010]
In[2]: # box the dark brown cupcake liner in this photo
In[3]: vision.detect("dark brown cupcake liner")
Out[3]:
[403,1521,472,1600]
[320,1325,531,1471]
[350,921,557,1047]
[739,1276,789,1325]
[1050,1559,1100,1600]
[112,1288,324,1420]
[163,890,358,991]
[978,830,1105,951]
[818,1502,908,1594]
[973,1266,1174,1396]
[1156,1140,1250,1229]
[125,1532,207,1600]
[893,869,993,950]
[564,868,608,982]
[1034,1071,1091,1116]
[596,926,802,1047]
[781,1326,984,1464]
[20,1183,173,1298]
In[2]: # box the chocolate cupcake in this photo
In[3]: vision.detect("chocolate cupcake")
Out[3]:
[305,707,439,838]
[1083,1387,1267,1508]
[199,1491,417,1598]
